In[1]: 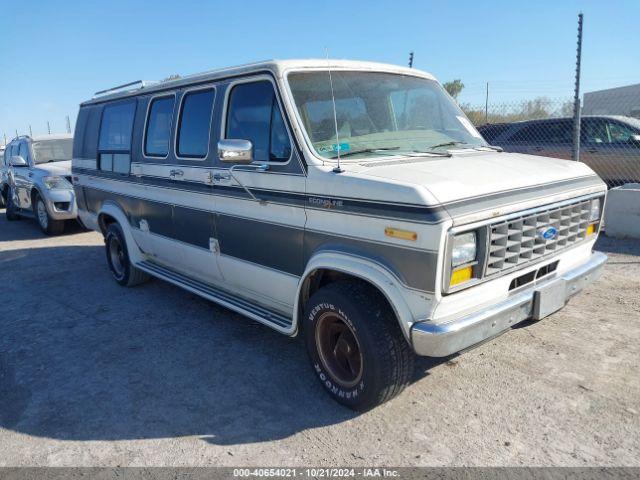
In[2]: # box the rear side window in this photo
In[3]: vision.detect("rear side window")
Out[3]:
[226,80,291,162]
[145,96,175,157]
[19,142,29,163]
[98,101,136,174]
[479,124,510,143]
[176,89,215,158]
[509,122,550,143]
[6,144,14,162]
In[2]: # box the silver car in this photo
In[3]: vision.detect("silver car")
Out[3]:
[3,134,78,234]
[478,115,640,187]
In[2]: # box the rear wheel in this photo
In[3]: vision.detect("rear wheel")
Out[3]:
[105,222,149,287]
[304,280,415,411]
[5,188,20,221]
[35,194,65,235]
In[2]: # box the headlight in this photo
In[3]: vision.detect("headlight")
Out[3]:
[43,176,72,190]
[589,199,601,222]
[451,231,477,267]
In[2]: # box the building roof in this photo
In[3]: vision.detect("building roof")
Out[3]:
[81,59,437,106]
[584,83,640,97]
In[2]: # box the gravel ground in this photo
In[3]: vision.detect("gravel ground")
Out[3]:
[0,211,639,467]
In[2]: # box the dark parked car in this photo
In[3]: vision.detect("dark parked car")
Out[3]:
[478,116,640,187]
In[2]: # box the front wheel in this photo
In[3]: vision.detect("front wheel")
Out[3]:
[304,280,415,411]
[35,194,65,235]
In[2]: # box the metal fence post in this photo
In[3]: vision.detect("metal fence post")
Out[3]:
[485,82,489,124]
[572,13,584,162]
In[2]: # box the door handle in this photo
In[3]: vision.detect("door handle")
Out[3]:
[169,169,184,178]
[587,148,598,153]
[532,146,544,151]
[213,173,231,181]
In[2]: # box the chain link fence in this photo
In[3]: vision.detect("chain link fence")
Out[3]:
[461,92,640,188]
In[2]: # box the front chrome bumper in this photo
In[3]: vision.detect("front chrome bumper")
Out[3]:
[411,251,608,357]
[45,189,78,220]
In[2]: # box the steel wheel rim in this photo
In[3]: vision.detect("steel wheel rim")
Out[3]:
[315,312,363,388]
[37,200,48,229]
[108,235,126,279]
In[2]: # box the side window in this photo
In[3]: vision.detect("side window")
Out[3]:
[226,80,291,162]
[98,101,136,174]
[607,121,637,143]
[19,141,29,163]
[5,144,14,164]
[581,119,609,144]
[543,120,572,144]
[510,122,548,143]
[145,96,175,157]
[176,89,215,158]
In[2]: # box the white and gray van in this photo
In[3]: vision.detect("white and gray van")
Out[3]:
[72,60,607,410]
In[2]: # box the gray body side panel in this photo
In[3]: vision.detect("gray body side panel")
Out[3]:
[80,184,438,292]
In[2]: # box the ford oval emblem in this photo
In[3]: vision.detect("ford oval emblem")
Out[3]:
[537,226,558,241]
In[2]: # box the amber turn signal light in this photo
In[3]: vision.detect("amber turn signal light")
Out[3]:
[450,266,473,287]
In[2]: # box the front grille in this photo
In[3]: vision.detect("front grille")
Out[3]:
[486,199,593,276]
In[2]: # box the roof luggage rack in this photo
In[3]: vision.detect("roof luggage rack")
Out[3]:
[93,80,158,99]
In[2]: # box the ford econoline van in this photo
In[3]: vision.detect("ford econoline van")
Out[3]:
[72,60,607,410]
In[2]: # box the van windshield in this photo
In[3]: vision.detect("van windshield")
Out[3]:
[287,71,486,159]
[32,138,73,164]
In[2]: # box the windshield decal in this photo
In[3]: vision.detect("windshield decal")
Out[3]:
[317,143,350,154]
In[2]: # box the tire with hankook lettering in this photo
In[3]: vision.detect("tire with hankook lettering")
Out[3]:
[304,280,415,411]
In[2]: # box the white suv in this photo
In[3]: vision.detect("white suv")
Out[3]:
[4,134,78,234]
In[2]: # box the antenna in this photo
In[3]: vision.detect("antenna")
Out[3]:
[408,51,414,68]
[325,49,344,174]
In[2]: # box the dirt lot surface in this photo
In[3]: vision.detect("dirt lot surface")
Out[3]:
[0,212,639,467]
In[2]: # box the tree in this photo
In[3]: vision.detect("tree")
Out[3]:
[443,79,464,99]
[560,100,575,117]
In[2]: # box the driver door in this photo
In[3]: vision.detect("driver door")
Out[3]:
[12,140,33,209]
[213,77,306,315]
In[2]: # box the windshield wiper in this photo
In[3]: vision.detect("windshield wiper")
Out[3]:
[405,149,452,157]
[428,141,503,153]
[474,144,503,152]
[329,146,400,159]
[428,141,471,150]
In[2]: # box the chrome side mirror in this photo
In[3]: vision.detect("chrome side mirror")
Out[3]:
[218,139,253,164]
[10,155,27,167]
